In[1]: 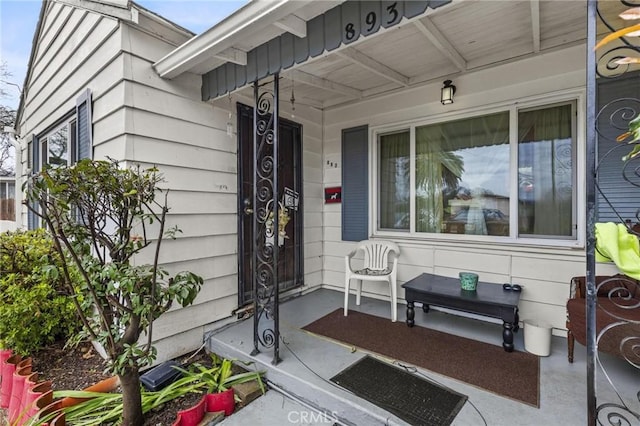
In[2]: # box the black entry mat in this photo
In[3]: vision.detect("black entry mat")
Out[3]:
[331,355,467,426]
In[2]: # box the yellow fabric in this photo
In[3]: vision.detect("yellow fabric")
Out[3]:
[595,222,640,279]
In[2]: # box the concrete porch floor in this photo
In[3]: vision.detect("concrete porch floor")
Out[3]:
[207,288,640,425]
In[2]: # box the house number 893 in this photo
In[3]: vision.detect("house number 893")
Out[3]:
[344,2,399,41]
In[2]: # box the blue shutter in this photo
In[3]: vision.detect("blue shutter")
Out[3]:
[596,73,640,223]
[342,125,369,241]
[27,134,38,230]
[76,89,93,160]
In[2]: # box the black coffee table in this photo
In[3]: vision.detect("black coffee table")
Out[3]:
[402,273,521,352]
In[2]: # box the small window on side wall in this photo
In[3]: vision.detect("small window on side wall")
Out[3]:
[28,89,92,229]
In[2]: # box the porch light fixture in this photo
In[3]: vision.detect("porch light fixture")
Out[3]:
[441,80,456,105]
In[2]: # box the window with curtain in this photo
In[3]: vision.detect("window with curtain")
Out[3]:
[375,101,576,242]
[416,112,510,236]
[518,104,574,237]
[379,130,410,230]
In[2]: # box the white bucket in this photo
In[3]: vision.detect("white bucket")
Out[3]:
[523,320,552,356]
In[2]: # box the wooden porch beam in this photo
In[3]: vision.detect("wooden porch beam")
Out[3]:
[530,0,541,53]
[273,14,307,38]
[335,47,410,87]
[289,69,362,99]
[413,18,466,71]
[213,47,247,65]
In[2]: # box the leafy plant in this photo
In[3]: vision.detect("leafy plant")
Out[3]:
[29,356,265,426]
[175,354,266,395]
[616,115,640,161]
[0,229,79,354]
[24,159,204,426]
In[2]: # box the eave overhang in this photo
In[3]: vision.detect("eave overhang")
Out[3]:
[153,0,318,80]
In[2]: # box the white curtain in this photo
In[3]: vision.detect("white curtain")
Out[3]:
[518,104,573,236]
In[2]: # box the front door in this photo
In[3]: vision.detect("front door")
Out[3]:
[237,103,303,306]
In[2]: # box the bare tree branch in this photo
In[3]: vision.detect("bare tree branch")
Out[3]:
[0,61,18,177]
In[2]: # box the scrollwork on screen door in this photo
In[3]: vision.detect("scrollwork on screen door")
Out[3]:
[591,1,640,424]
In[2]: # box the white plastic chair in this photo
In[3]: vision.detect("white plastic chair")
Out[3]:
[344,240,400,322]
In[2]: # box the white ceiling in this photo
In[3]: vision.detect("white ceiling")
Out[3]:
[200,0,634,109]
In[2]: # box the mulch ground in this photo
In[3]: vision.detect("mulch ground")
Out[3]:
[27,341,215,425]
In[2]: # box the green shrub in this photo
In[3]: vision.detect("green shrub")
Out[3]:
[0,229,79,354]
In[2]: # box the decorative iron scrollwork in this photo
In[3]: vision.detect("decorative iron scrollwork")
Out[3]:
[591,1,640,423]
[251,74,281,365]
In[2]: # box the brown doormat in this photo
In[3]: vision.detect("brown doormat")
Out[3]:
[303,308,540,407]
[331,355,467,426]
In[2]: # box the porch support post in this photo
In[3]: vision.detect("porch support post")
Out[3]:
[585,1,597,424]
[251,74,281,365]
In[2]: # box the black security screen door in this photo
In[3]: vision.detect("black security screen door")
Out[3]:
[237,102,303,307]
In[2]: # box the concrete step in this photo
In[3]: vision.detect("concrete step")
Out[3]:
[205,333,405,426]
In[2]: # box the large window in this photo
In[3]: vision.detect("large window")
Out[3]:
[376,101,576,241]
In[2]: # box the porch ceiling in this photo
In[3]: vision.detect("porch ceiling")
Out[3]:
[161,0,629,110]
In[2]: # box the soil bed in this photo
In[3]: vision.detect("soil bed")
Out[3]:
[30,341,214,425]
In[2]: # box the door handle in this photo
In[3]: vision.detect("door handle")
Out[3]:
[243,197,253,215]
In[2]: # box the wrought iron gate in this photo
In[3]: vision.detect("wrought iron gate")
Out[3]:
[251,74,281,365]
[587,1,640,423]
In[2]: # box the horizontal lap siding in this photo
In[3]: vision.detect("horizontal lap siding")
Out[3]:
[122,22,324,356]
[118,24,240,354]
[320,45,592,333]
[18,4,121,226]
[23,18,121,132]
[300,108,323,288]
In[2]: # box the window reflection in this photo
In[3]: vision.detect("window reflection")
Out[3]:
[379,131,410,230]
[375,102,576,241]
[48,126,68,167]
[416,112,510,236]
[518,104,573,237]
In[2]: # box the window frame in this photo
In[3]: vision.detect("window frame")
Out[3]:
[38,114,77,170]
[370,90,585,248]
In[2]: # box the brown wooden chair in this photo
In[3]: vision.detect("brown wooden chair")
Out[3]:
[566,274,640,362]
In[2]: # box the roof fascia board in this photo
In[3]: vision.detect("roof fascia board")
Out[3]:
[54,0,138,22]
[154,0,310,79]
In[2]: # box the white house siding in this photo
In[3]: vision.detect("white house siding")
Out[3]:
[114,20,241,361]
[322,44,619,336]
[284,102,325,290]
[16,4,209,362]
[18,2,121,223]
[118,18,325,360]
[18,2,328,362]
[17,3,221,362]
